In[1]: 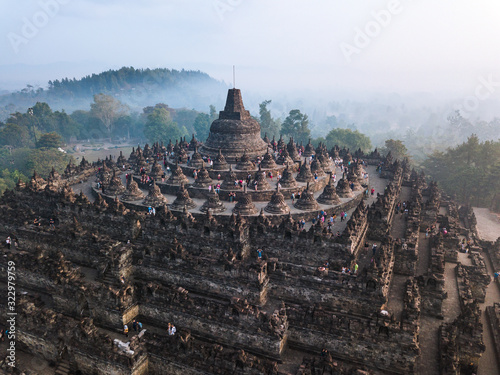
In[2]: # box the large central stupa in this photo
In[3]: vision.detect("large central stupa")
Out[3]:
[200,88,268,162]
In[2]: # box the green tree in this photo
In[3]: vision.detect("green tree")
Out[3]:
[324,128,372,152]
[193,113,211,141]
[259,100,280,138]
[383,139,409,160]
[36,132,63,149]
[423,135,500,206]
[209,105,217,123]
[90,94,129,136]
[53,110,80,141]
[0,168,27,196]
[0,123,31,148]
[281,109,311,144]
[172,109,199,135]
[25,148,73,178]
[32,102,55,133]
[143,107,183,143]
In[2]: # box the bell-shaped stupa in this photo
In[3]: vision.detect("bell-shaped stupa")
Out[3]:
[200,89,268,162]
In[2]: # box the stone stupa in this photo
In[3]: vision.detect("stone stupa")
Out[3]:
[265,186,290,214]
[166,163,189,185]
[235,152,255,171]
[277,148,294,166]
[221,165,239,190]
[303,139,316,157]
[336,178,354,198]
[149,159,164,180]
[212,149,229,171]
[233,186,258,215]
[200,88,268,162]
[317,173,341,205]
[294,183,320,211]
[142,181,168,207]
[251,165,271,191]
[121,180,145,202]
[260,149,278,169]
[105,170,126,196]
[192,166,213,189]
[189,146,205,169]
[310,158,325,177]
[278,164,297,189]
[295,160,315,183]
[170,184,196,210]
[200,189,226,213]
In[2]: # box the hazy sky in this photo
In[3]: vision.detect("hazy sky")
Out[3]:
[1,0,500,96]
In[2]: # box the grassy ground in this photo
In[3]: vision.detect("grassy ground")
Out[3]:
[67,143,134,163]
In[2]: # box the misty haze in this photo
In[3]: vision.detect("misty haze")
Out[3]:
[0,1,499,375]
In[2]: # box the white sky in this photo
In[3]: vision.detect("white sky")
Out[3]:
[1,0,500,95]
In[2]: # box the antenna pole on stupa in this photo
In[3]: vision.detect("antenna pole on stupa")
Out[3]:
[233,65,235,88]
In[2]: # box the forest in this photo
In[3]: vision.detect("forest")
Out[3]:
[0,67,228,119]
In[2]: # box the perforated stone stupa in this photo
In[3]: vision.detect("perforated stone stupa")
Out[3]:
[200,88,268,162]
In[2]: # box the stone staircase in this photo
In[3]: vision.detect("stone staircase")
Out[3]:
[54,359,70,375]
[101,268,116,285]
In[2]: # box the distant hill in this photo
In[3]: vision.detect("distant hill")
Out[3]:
[0,67,229,120]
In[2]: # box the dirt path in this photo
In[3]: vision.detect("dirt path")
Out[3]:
[415,231,441,375]
[417,315,440,375]
[416,233,430,276]
[473,207,500,242]
[477,252,500,375]
[386,186,411,322]
[441,263,461,323]
[472,207,500,374]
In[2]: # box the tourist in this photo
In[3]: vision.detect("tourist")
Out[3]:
[168,323,176,336]
[371,187,375,196]
[123,324,129,337]
[291,193,295,203]
[353,263,358,274]
[340,211,344,222]
[257,249,262,259]
[132,320,137,332]
[494,271,498,283]
[137,321,143,331]
[5,236,11,249]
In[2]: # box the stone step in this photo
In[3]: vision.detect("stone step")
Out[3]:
[55,360,70,375]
